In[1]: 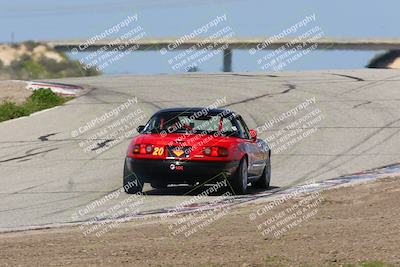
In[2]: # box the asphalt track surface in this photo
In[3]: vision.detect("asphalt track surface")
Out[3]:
[1,69,400,231]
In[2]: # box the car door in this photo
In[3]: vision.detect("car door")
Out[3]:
[236,116,265,177]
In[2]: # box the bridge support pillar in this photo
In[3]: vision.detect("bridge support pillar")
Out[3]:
[223,49,232,72]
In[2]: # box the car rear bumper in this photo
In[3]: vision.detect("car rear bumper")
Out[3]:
[125,157,239,184]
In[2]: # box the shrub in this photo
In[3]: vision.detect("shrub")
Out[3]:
[24,88,67,112]
[0,102,30,122]
[0,88,71,122]
[22,40,40,51]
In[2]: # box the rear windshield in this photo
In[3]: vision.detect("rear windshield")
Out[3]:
[142,111,240,137]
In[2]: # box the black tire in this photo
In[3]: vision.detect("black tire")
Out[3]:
[252,157,271,189]
[229,158,248,195]
[151,183,168,190]
[123,161,143,194]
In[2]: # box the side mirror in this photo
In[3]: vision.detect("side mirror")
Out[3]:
[137,125,145,133]
[249,129,257,142]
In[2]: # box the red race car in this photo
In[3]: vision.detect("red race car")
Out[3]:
[123,108,271,195]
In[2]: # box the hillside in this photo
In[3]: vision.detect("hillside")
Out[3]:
[0,41,100,80]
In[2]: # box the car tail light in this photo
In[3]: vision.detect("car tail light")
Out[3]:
[133,144,154,154]
[211,147,219,157]
[203,146,228,157]
[145,144,154,154]
[218,147,228,157]
[203,147,211,155]
[133,144,140,154]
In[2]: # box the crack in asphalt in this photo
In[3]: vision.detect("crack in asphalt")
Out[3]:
[282,83,296,94]
[353,100,372,108]
[329,73,365,82]
[231,73,279,78]
[222,86,296,108]
[336,73,400,96]
[296,117,400,184]
[91,139,114,151]
[38,133,58,141]
[0,148,58,163]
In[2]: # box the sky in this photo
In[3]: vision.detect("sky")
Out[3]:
[0,0,398,74]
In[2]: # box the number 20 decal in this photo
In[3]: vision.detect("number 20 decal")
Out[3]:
[153,147,164,156]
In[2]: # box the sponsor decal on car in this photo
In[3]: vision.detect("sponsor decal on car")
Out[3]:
[170,163,184,171]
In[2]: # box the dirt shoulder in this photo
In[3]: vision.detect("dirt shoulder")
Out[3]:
[0,177,399,267]
[0,80,30,104]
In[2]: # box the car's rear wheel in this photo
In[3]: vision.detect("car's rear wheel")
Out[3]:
[252,157,271,189]
[229,158,248,195]
[123,161,144,194]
